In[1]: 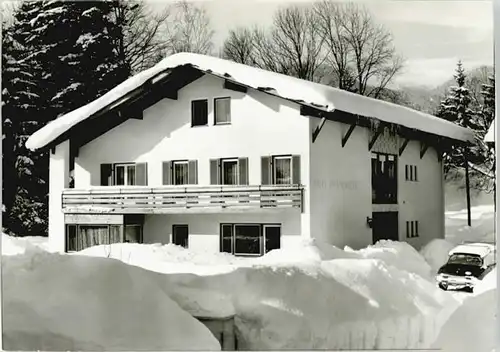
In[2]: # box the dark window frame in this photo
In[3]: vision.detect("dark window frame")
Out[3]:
[214,97,231,125]
[272,154,293,185]
[191,99,209,127]
[171,160,190,185]
[220,157,240,185]
[371,152,398,204]
[124,224,143,243]
[219,223,281,256]
[114,162,137,186]
[172,224,189,248]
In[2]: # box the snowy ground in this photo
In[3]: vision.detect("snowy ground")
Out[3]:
[1,204,496,351]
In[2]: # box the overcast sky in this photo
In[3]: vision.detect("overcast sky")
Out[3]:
[150,0,493,88]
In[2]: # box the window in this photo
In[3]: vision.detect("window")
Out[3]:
[163,160,198,185]
[210,157,248,185]
[100,163,147,186]
[406,220,419,238]
[222,159,239,185]
[125,224,142,243]
[173,161,189,185]
[273,156,292,185]
[172,225,189,248]
[65,224,123,252]
[371,152,397,204]
[220,223,281,256]
[261,155,301,185]
[214,97,231,124]
[405,165,418,182]
[191,99,208,126]
[115,164,136,186]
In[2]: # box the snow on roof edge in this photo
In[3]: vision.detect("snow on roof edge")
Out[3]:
[26,52,474,151]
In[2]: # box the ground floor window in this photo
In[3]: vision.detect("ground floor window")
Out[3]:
[125,224,143,243]
[220,223,281,256]
[66,224,142,252]
[172,224,189,248]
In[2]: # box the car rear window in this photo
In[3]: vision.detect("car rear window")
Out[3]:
[448,253,483,266]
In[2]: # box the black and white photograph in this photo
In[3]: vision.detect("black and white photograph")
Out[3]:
[1,0,497,351]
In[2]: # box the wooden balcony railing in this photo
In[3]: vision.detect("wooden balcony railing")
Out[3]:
[62,184,303,214]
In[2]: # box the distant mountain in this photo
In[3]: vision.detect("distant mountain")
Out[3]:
[398,65,494,114]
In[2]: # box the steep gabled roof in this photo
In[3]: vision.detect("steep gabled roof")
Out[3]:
[26,52,475,151]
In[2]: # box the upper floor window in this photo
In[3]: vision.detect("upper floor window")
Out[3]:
[115,163,136,186]
[371,152,397,204]
[163,160,198,185]
[191,99,208,127]
[214,97,231,125]
[100,162,147,186]
[261,155,301,185]
[210,157,248,185]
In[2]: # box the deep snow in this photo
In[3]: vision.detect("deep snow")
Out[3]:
[77,238,459,350]
[2,242,221,351]
[1,203,496,351]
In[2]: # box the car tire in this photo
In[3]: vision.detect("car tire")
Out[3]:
[438,283,447,291]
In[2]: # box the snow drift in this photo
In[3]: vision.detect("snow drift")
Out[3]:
[77,238,460,350]
[420,238,456,273]
[2,247,220,351]
[432,288,497,352]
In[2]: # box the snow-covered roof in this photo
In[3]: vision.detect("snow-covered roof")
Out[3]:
[448,243,495,258]
[26,52,475,151]
[485,117,495,143]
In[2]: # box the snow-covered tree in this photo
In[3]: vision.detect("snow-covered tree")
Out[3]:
[437,61,494,192]
[3,1,127,236]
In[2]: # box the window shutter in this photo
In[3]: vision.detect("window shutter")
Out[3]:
[238,157,249,185]
[162,161,172,185]
[188,160,198,184]
[261,156,271,185]
[414,166,418,181]
[210,159,220,185]
[292,155,301,185]
[405,165,409,180]
[135,163,147,186]
[100,164,113,186]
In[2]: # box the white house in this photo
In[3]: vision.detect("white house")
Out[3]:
[26,53,474,255]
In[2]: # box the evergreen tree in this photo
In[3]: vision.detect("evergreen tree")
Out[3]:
[3,1,127,236]
[437,61,494,192]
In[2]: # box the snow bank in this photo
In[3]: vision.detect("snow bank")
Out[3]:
[420,239,456,273]
[475,267,497,295]
[78,239,460,350]
[349,240,434,280]
[445,204,495,245]
[26,53,473,151]
[432,289,497,352]
[2,250,220,351]
[2,233,51,256]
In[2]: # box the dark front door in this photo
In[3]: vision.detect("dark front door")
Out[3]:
[372,211,399,244]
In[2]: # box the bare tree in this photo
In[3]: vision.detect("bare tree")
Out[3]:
[111,1,171,74]
[165,0,214,55]
[313,1,403,98]
[221,27,256,65]
[222,5,325,82]
[269,6,326,81]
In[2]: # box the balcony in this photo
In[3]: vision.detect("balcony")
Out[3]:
[62,184,304,214]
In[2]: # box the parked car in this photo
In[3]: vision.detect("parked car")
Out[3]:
[435,242,496,292]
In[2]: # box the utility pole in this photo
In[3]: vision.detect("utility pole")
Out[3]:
[464,149,472,227]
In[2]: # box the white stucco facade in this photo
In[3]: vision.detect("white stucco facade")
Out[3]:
[48,73,446,253]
